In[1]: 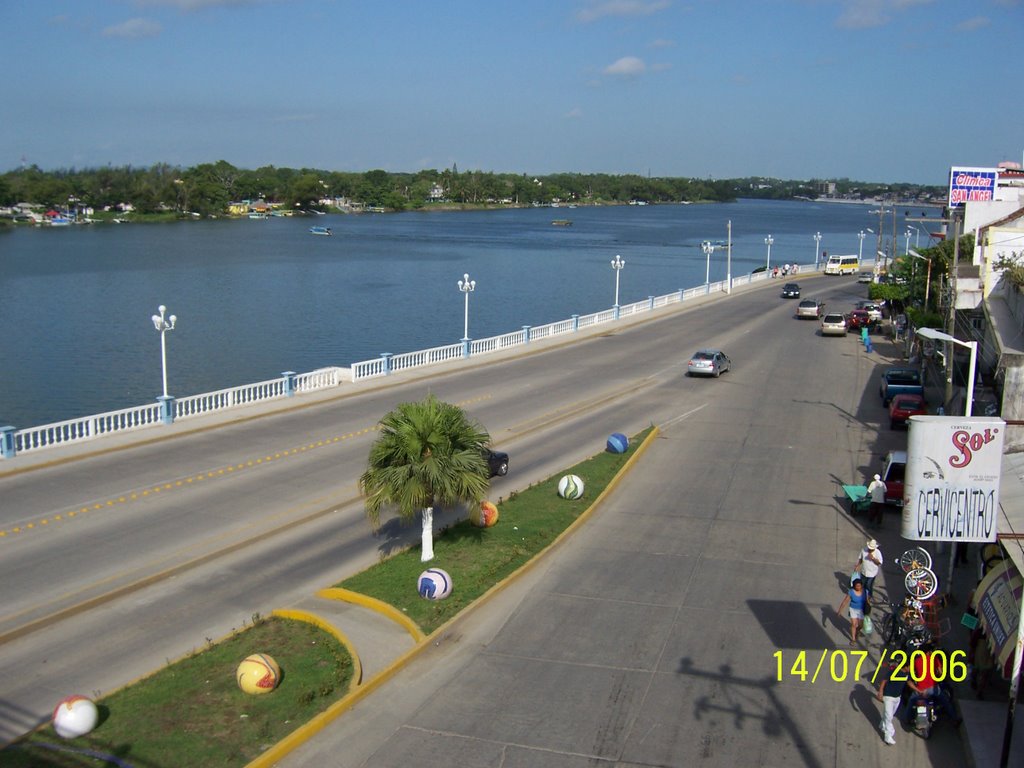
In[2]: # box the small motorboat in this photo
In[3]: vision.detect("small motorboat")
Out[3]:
[309,226,332,236]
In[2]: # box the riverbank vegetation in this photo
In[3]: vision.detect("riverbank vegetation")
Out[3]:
[0,161,946,220]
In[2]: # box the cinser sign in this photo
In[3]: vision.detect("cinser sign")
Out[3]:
[901,416,1006,542]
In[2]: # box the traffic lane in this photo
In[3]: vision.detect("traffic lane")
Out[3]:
[0,275,863,638]
[0,364,682,743]
[286,292,969,768]
[0,352,679,641]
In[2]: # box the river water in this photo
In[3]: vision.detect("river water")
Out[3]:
[0,199,910,427]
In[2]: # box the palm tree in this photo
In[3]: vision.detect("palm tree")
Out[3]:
[360,395,492,562]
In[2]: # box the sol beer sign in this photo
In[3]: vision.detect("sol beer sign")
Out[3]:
[902,415,1006,542]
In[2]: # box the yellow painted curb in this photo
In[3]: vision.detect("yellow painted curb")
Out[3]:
[270,609,363,688]
[314,587,426,643]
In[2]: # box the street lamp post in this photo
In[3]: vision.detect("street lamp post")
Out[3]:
[858,230,866,263]
[701,241,715,294]
[915,325,980,599]
[458,273,475,343]
[908,248,932,308]
[151,304,176,399]
[611,255,625,318]
[764,234,773,272]
[813,232,822,269]
[904,228,913,255]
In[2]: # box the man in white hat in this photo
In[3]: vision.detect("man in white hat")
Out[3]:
[858,539,883,600]
[866,473,886,527]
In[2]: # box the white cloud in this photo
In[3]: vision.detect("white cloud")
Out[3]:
[604,56,646,76]
[836,0,935,30]
[577,1,671,23]
[956,16,990,31]
[271,113,318,123]
[102,18,162,38]
[565,107,584,119]
[134,0,273,10]
[649,38,675,48]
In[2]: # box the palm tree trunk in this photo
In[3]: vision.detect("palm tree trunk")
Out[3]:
[420,506,434,562]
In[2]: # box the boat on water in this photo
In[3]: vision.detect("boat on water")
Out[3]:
[248,212,269,220]
[551,219,573,227]
[309,226,332,236]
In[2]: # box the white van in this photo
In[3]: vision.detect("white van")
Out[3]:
[824,254,859,275]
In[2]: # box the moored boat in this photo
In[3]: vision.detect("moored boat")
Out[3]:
[551,219,573,227]
[309,226,332,236]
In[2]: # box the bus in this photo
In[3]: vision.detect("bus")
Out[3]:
[824,254,859,275]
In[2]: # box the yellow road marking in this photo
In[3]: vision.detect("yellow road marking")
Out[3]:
[0,397,487,540]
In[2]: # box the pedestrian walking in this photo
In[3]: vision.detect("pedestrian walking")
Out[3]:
[866,474,886,527]
[837,578,867,645]
[876,661,905,745]
[857,539,883,600]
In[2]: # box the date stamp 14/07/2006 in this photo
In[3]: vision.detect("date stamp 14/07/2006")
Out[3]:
[774,649,968,685]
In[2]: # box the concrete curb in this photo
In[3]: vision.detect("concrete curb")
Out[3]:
[270,608,363,689]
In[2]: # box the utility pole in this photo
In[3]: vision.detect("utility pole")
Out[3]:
[944,213,962,412]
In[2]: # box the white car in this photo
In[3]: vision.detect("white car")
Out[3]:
[856,301,883,322]
[857,271,874,284]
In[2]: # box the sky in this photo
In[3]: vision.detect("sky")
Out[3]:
[2,0,1021,185]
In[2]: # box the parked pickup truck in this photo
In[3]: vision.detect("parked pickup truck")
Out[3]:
[880,450,907,505]
[879,367,924,406]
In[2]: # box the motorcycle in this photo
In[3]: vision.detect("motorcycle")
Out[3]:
[907,682,957,740]
[910,692,937,739]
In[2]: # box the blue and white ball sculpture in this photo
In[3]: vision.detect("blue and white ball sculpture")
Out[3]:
[557,474,585,499]
[418,567,453,600]
[606,433,628,454]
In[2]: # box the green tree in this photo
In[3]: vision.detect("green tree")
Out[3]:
[360,395,491,562]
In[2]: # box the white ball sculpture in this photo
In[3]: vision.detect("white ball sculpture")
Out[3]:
[418,567,453,600]
[557,474,585,499]
[52,695,99,739]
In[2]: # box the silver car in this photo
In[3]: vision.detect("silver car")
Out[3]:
[821,313,847,336]
[687,348,732,377]
[796,299,824,319]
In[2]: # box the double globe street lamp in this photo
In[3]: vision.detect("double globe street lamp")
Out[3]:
[151,304,176,399]
[611,255,625,318]
[701,241,715,293]
[764,234,773,272]
[458,273,476,354]
[813,231,822,268]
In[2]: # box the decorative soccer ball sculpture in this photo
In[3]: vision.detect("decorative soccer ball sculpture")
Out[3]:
[606,433,629,454]
[236,653,281,695]
[557,474,585,499]
[418,567,453,600]
[470,500,499,527]
[52,695,99,739]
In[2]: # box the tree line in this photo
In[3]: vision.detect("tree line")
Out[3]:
[0,161,946,218]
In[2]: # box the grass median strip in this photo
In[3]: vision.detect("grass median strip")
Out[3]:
[2,617,354,768]
[340,427,653,635]
[1,427,651,767]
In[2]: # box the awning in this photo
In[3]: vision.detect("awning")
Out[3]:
[970,558,1023,671]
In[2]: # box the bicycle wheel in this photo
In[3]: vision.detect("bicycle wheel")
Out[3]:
[881,613,899,648]
[899,547,932,573]
[905,567,938,600]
